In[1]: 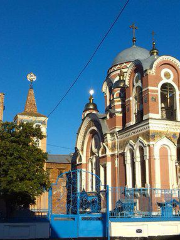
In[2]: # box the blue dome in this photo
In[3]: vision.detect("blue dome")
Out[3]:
[112,45,150,66]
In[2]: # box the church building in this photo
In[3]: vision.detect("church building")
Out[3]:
[14,73,71,212]
[73,27,180,196]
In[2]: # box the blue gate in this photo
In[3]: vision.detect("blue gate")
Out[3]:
[48,170,108,239]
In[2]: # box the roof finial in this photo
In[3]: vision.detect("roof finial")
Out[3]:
[150,31,159,56]
[130,23,138,46]
[89,89,94,103]
[27,72,36,89]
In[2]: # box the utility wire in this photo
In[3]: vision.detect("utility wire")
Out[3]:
[47,144,74,150]
[46,0,130,119]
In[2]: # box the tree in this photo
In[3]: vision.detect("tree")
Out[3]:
[0,121,50,214]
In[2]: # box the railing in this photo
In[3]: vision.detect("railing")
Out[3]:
[135,110,143,123]
[109,187,180,219]
[161,108,176,121]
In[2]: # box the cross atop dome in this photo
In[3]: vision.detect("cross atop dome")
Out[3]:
[150,31,159,56]
[27,72,36,89]
[130,23,138,45]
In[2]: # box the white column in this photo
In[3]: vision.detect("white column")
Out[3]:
[100,164,104,189]
[106,161,112,210]
[145,159,150,187]
[135,159,141,188]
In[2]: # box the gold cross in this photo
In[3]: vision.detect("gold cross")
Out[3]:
[130,23,138,45]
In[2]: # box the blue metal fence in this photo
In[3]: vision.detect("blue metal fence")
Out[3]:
[109,187,180,219]
[49,169,108,238]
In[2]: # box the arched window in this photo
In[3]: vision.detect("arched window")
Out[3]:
[134,86,143,123]
[161,83,176,120]
[139,146,146,187]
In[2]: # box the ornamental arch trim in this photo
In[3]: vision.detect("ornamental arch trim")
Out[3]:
[148,56,180,75]
[125,140,135,164]
[134,137,149,160]
[76,114,104,152]
[125,60,143,87]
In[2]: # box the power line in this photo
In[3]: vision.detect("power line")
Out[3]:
[47,144,74,150]
[46,0,130,119]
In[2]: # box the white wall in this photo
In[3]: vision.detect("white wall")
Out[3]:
[110,221,180,237]
[0,222,49,239]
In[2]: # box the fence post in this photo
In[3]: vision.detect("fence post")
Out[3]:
[106,185,110,240]
[77,170,80,237]
[48,187,52,221]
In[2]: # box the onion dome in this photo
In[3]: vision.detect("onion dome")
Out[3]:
[112,45,150,66]
[83,90,98,112]
[150,41,159,56]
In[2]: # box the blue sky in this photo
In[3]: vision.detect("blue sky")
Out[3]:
[1,0,180,154]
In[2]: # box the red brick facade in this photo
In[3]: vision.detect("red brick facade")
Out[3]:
[73,43,180,202]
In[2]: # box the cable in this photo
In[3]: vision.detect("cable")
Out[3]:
[46,0,130,119]
[47,144,74,150]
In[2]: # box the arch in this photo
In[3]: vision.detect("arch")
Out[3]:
[134,138,148,160]
[82,127,102,191]
[125,60,143,86]
[134,138,149,188]
[76,114,104,152]
[125,141,136,188]
[158,81,179,121]
[149,56,180,75]
[154,137,177,189]
[131,71,143,124]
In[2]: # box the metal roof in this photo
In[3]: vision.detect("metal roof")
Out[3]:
[112,45,150,66]
[47,154,72,164]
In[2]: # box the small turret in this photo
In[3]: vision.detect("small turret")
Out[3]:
[150,31,159,56]
[82,90,98,119]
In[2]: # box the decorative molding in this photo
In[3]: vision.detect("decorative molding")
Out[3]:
[76,114,104,151]
[110,119,180,143]
[148,56,180,75]
[125,60,142,86]
[107,62,131,75]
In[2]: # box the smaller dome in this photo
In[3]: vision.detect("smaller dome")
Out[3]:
[112,45,150,66]
[83,95,98,112]
[84,102,98,112]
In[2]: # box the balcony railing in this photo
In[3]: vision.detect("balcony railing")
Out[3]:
[135,110,143,123]
[161,108,176,121]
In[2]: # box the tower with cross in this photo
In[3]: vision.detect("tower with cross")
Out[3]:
[130,23,138,45]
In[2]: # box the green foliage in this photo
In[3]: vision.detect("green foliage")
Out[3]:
[0,121,50,210]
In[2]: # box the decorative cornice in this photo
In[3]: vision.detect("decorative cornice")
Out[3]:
[108,119,180,142]
[107,62,131,75]
[148,56,180,75]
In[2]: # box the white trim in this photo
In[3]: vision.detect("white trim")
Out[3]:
[134,138,149,188]
[143,86,158,91]
[82,126,101,163]
[161,68,173,81]
[125,141,135,188]
[143,113,160,120]
[148,55,180,75]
